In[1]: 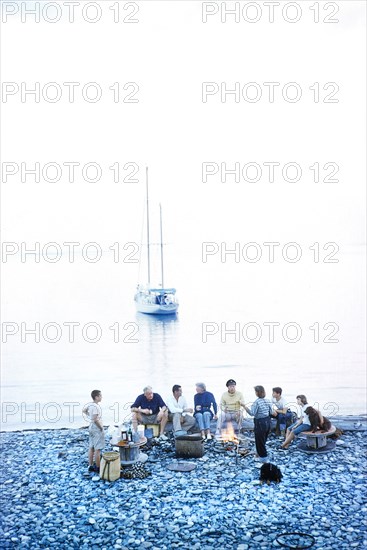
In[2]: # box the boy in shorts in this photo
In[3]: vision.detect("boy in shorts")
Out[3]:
[83,390,105,472]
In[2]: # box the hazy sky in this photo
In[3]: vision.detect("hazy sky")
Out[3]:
[2,1,365,245]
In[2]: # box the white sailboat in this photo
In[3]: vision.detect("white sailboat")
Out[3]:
[134,168,179,315]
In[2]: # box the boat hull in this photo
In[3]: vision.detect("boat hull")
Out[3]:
[134,288,178,315]
[135,302,178,315]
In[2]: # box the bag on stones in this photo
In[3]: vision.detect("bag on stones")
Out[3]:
[259,463,283,484]
[100,452,120,481]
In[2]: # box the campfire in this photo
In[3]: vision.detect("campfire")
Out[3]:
[214,422,249,461]
[217,422,240,448]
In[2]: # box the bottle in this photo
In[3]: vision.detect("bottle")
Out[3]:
[121,423,128,442]
[128,425,133,442]
[111,425,120,446]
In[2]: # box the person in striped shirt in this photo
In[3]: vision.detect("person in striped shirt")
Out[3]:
[245,385,272,463]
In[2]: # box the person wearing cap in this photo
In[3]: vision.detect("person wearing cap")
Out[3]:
[218,379,246,432]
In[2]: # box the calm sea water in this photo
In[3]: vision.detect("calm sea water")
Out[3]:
[1,244,366,431]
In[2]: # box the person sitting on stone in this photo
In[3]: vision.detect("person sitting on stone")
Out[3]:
[131,385,168,439]
[218,379,246,433]
[166,384,196,435]
[194,382,218,440]
[281,395,312,449]
[271,387,293,437]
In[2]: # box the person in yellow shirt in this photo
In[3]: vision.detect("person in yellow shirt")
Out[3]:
[218,379,246,433]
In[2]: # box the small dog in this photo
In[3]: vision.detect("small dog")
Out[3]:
[259,462,283,484]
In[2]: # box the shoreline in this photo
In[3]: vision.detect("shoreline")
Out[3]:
[1,413,366,434]
[1,424,366,549]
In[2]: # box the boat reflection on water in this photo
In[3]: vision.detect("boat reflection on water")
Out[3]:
[135,310,179,336]
[135,312,180,380]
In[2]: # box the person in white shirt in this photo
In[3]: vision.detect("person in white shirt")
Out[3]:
[271,386,293,436]
[166,385,196,434]
[83,389,105,472]
[281,395,312,449]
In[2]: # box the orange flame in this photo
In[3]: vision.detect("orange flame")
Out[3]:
[220,422,239,444]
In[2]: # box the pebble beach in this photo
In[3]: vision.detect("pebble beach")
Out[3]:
[1,427,366,549]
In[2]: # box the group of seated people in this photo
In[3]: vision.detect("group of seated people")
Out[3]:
[130,380,309,441]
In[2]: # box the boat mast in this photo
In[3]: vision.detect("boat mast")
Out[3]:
[146,167,151,286]
[159,203,164,288]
